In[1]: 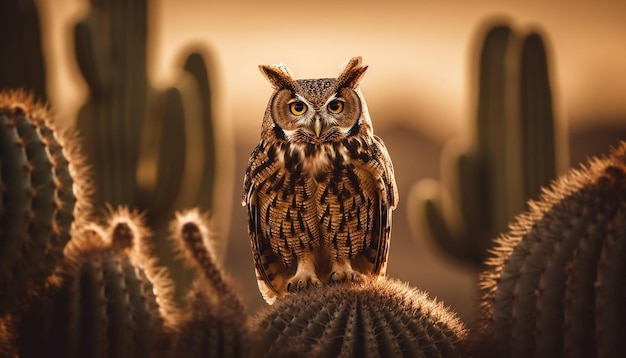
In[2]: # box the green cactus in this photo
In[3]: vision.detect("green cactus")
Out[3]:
[13,207,177,358]
[73,0,218,300]
[168,209,254,357]
[0,0,47,100]
[254,278,468,357]
[410,23,561,266]
[477,142,626,358]
[0,91,86,315]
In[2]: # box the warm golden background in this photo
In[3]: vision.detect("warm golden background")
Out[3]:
[34,0,626,323]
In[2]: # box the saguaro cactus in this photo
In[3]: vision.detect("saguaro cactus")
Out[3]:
[74,0,216,224]
[0,91,86,315]
[478,142,626,358]
[410,22,561,266]
[255,278,468,357]
[14,207,176,358]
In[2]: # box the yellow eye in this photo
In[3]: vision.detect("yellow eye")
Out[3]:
[327,100,344,114]
[289,101,307,116]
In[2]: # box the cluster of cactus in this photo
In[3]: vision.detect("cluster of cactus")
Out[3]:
[254,278,469,357]
[0,90,87,315]
[0,0,47,100]
[73,0,219,299]
[1,204,255,357]
[13,207,176,358]
[477,141,626,357]
[409,22,562,266]
[0,91,247,357]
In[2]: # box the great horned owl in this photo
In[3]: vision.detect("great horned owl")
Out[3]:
[242,57,398,304]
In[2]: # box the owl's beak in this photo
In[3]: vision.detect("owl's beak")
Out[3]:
[313,116,323,138]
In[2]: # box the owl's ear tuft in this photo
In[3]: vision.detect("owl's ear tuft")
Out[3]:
[259,63,296,90]
[337,56,368,89]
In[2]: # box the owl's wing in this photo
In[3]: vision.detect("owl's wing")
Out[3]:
[242,141,280,304]
[362,136,398,276]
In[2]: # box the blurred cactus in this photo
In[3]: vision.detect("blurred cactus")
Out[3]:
[74,0,216,218]
[0,0,47,100]
[477,142,626,358]
[167,209,255,357]
[13,207,177,358]
[73,0,218,298]
[254,278,468,357]
[0,91,87,315]
[409,23,562,266]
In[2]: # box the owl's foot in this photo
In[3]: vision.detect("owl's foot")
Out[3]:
[286,274,321,292]
[286,255,321,293]
[329,261,365,284]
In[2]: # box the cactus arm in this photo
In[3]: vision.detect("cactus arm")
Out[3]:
[520,32,557,201]
[73,20,108,94]
[137,87,186,216]
[184,52,216,211]
[476,24,523,237]
[173,209,244,316]
[167,209,253,357]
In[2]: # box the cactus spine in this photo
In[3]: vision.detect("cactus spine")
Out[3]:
[478,142,626,358]
[168,209,253,357]
[14,207,176,358]
[410,23,561,266]
[255,278,468,357]
[0,91,85,314]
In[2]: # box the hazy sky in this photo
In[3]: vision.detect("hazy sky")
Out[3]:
[41,0,626,143]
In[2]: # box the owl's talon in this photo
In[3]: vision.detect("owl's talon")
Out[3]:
[286,273,321,293]
[329,262,366,284]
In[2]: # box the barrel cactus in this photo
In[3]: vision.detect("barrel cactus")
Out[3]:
[167,209,255,357]
[13,206,176,358]
[478,141,626,358]
[0,90,87,315]
[255,278,468,357]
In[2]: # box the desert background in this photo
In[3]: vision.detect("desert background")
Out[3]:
[7,0,626,326]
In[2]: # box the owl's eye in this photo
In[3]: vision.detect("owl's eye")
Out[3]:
[327,100,344,114]
[289,101,307,116]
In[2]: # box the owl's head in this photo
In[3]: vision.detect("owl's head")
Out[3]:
[259,56,372,144]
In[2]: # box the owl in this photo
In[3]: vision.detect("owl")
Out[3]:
[242,57,398,304]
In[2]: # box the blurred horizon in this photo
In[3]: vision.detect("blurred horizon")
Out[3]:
[43,0,626,143]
